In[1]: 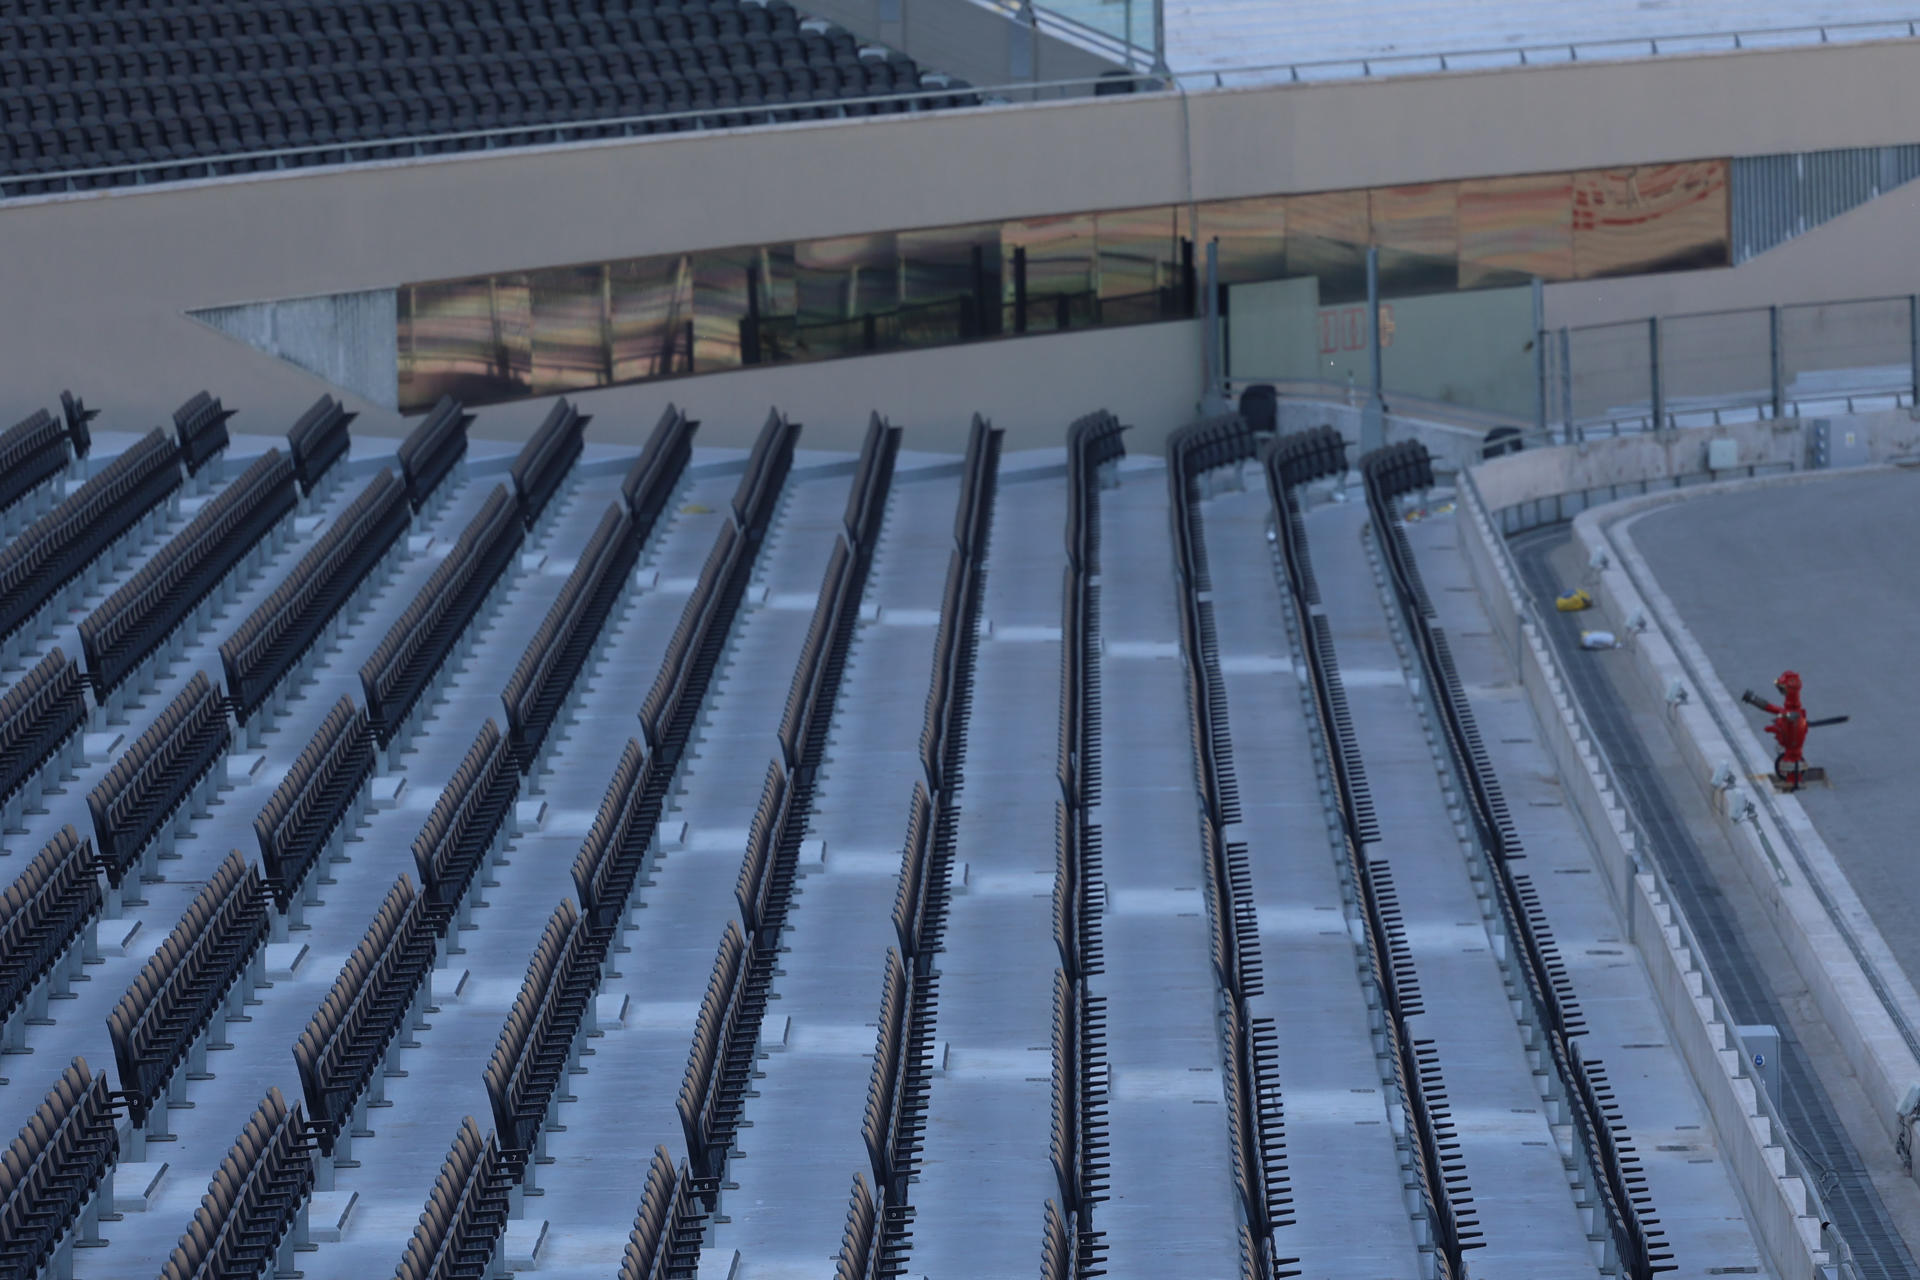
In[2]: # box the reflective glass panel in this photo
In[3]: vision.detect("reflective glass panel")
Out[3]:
[1200,195,1286,286]
[1287,191,1369,304]
[691,249,754,372]
[795,233,900,322]
[1572,161,1729,279]
[529,264,608,396]
[1005,213,1095,333]
[1458,173,1573,288]
[1371,182,1458,296]
[1096,204,1183,326]
[899,222,1000,341]
[609,255,692,384]
[397,275,532,411]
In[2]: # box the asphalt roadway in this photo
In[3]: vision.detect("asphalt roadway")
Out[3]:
[1631,466,1920,986]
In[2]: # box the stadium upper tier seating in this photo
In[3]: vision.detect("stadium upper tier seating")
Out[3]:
[0,0,969,194]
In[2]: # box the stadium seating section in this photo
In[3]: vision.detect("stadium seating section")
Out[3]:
[0,0,967,194]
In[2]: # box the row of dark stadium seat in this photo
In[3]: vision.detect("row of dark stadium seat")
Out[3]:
[391,406,772,1278]
[79,449,298,705]
[1043,409,1125,1280]
[1,0,818,42]
[1353,438,1674,1280]
[398,1115,513,1280]
[294,874,435,1161]
[0,426,180,649]
[172,388,235,478]
[86,670,230,892]
[683,415,895,1198]
[219,467,410,728]
[0,397,90,528]
[361,484,522,752]
[678,918,756,1185]
[919,414,998,794]
[157,1086,316,1280]
[0,827,101,1040]
[483,898,597,1163]
[1167,415,1298,1277]
[397,395,474,515]
[255,695,373,916]
[410,717,519,936]
[838,415,997,1278]
[0,1057,117,1278]
[501,503,637,771]
[0,0,963,194]
[619,1145,707,1280]
[106,850,270,1133]
[0,649,86,823]
[287,393,355,498]
[559,412,697,939]
[640,410,798,757]
[510,397,588,531]
[1256,425,1478,1275]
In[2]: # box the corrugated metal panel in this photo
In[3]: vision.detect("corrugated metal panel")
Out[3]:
[1733,144,1920,263]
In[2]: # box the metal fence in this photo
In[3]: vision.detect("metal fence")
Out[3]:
[1548,294,1920,438]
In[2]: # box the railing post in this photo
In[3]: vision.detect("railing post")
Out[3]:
[1363,245,1384,454]
[1770,305,1785,419]
[1152,0,1167,73]
[1559,327,1575,442]
[1202,238,1223,408]
[1648,316,1664,431]
[1532,276,1546,440]
[1013,246,1029,335]
[1909,295,1918,409]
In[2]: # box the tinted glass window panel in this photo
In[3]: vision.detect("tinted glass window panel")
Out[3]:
[398,276,529,411]
[1459,172,1573,288]
[691,249,753,372]
[1370,182,1458,296]
[794,233,900,324]
[1096,205,1182,325]
[1572,161,1730,279]
[1286,191,1369,304]
[1199,195,1286,286]
[609,255,693,384]
[899,222,1000,339]
[529,264,609,395]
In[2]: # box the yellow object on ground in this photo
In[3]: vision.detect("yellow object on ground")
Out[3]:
[1556,588,1593,612]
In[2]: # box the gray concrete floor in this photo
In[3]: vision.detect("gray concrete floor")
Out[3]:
[1633,469,1920,983]
[0,435,1817,1280]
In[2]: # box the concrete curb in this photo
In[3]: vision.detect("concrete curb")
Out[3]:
[1454,472,1832,1280]
[1563,474,1920,1175]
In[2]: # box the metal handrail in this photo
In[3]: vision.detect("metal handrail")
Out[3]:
[8,10,1919,201]
[1461,467,1859,1277]
[1166,14,1920,85]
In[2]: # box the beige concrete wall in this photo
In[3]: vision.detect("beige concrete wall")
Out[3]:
[10,37,1920,444]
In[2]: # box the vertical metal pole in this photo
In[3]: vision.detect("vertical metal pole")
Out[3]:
[1559,327,1574,443]
[1532,277,1546,440]
[1153,0,1167,73]
[1909,295,1919,408]
[1770,305,1785,419]
[1649,315,1664,431]
[1203,238,1222,407]
[1364,245,1384,455]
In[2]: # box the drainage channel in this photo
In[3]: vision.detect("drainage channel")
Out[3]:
[1512,523,1918,1280]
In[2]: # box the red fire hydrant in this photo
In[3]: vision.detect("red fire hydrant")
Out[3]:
[1740,671,1845,790]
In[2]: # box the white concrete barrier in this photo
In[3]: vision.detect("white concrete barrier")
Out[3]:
[1563,478,1920,1174]
[1455,473,1833,1280]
